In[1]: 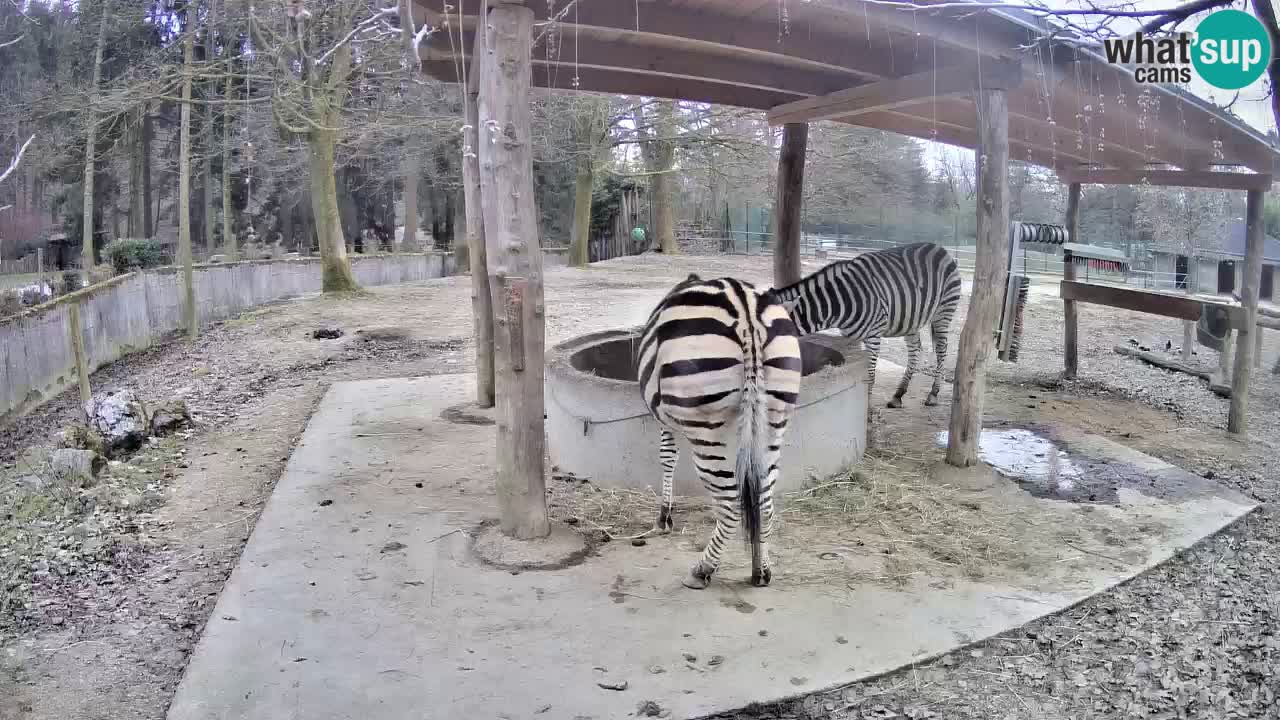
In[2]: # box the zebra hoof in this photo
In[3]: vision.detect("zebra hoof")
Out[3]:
[751,567,772,587]
[923,394,939,407]
[655,504,674,534]
[886,397,904,409]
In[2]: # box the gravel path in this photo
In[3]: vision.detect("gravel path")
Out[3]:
[2,252,1278,720]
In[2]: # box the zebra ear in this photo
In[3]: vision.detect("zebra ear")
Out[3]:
[686,273,701,282]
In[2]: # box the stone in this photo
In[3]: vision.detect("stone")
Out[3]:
[312,328,343,340]
[150,399,192,436]
[84,391,150,457]
[16,475,45,491]
[58,422,107,456]
[49,448,106,487]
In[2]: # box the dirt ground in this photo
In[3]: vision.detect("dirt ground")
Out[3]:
[2,253,1278,720]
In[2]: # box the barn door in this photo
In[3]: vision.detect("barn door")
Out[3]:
[1217,260,1236,295]
[1175,255,1189,289]
[1262,265,1274,300]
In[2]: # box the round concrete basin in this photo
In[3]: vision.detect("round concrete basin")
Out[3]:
[546,329,868,496]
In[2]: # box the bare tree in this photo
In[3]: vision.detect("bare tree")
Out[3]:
[249,1,405,291]
[81,0,111,271]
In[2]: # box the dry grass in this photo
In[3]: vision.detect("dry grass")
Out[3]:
[773,449,1072,588]
[547,447,1113,591]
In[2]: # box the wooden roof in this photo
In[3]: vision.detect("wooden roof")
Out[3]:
[414,0,1280,179]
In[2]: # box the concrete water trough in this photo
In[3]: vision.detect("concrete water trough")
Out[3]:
[546,328,868,496]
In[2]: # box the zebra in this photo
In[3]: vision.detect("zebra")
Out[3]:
[771,242,962,408]
[636,273,802,589]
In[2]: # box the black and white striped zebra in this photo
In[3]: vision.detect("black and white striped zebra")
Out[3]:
[772,242,962,408]
[637,273,802,589]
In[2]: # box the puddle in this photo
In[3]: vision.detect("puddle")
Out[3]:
[936,428,1118,504]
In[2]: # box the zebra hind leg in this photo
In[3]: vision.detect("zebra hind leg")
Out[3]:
[682,426,738,590]
[655,429,676,533]
[925,318,950,406]
[751,418,787,587]
[888,333,922,408]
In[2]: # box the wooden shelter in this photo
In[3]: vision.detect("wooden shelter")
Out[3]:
[412,0,1280,534]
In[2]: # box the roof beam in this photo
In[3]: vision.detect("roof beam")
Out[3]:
[1058,168,1275,191]
[414,0,957,84]
[421,59,804,110]
[766,60,1022,126]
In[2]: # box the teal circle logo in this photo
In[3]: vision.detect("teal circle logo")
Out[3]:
[1191,9,1272,90]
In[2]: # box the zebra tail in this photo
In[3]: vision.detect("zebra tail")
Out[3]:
[736,371,768,551]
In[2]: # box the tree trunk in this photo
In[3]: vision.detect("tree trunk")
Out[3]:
[179,18,197,342]
[222,73,237,260]
[652,102,678,253]
[478,2,549,539]
[773,122,808,287]
[568,157,593,267]
[1062,182,1081,377]
[128,109,145,238]
[1228,188,1266,435]
[309,129,360,293]
[946,89,1010,468]
[464,55,495,408]
[400,155,419,253]
[142,107,153,238]
[81,2,110,270]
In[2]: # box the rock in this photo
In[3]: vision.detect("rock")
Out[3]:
[84,391,150,457]
[312,328,343,340]
[16,475,45,491]
[58,422,107,456]
[49,448,106,487]
[150,399,192,435]
[208,254,226,264]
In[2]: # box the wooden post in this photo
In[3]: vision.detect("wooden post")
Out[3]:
[1228,188,1266,435]
[772,122,808,287]
[946,88,1010,467]
[68,304,92,414]
[462,47,495,408]
[1062,183,1081,378]
[477,1,550,540]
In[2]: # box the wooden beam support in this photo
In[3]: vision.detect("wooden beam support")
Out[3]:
[946,87,1010,468]
[773,123,807,287]
[477,1,550,540]
[1059,168,1274,192]
[1059,281,1207,321]
[462,46,495,408]
[1228,188,1267,435]
[1062,183,1081,379]
[766,60,1021,126]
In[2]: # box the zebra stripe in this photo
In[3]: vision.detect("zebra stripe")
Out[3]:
[637,273,802,590]
[772,242,962,409]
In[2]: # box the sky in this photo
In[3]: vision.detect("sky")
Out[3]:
[921,0,1277,172]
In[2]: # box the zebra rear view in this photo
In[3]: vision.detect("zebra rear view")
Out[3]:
[636,274,802,590]
[772,242,962,409]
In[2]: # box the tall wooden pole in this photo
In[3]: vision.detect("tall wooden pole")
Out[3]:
[478,1,550,540]
[463,46,495,408]
[1228,188,1266,435]
[1062,182,1081,378]
[946,88,1010,467]
[773,122,808,287]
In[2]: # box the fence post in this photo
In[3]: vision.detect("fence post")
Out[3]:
[68,304,92,415]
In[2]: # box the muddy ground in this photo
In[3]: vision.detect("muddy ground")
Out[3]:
[2,253,1278,720]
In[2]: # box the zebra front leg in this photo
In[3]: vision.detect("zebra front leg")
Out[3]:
[862,336,881,430]
[655,429,676,533]
[925,320,949,406]
[889,333,922,408]
[683,432,738,590]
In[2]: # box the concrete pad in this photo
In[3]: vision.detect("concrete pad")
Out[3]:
[167,374,1257,720]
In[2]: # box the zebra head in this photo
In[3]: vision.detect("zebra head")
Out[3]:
[767,289,816,335]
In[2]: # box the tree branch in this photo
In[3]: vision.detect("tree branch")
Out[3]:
[0,33,24,50]
[0,134,35,185]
